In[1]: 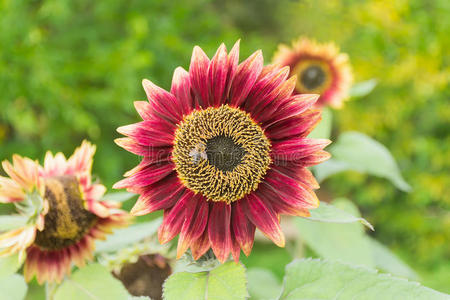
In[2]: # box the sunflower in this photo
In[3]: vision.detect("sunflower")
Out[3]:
[114,41,330,263]
[272,37,353,108]
[0,141,130,284]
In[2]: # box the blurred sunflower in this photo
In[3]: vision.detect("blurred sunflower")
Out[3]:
[0,141,130,284]
[273,37,353,108]
[114,41,330,263]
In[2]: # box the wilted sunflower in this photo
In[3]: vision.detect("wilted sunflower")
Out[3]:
[272,37,353,108]
[0,141,129,284]
[114,41,330,263]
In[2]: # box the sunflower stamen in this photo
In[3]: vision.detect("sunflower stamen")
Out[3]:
[173,105,271,203]
[34,175,97,250]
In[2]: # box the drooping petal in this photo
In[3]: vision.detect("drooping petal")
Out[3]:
[114,137,172,161]
[158,191,193,244]
[189,46,210,108]
[299,150,332,167]
[177,194,209,258]
[228,50,264,108]
[0,176,25,202]
[113,162,174,189]
[262,94,319,129]
[263,169,319,209]
[243,66,289,114]
[265,109,322,141]
[191,228,211,260]
[241,194,285,247]
[272,138,331,166]
[254,75,297,124]
[2,155,40,192]
[273,165,319,189]
[231,238,241,263]
[117,118,175,147]
[231,201,255,256]
[257,182,310,217]
[130,173,185,216]
[208,202,232,263]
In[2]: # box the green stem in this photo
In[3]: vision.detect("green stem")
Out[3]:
[45,281,57,300]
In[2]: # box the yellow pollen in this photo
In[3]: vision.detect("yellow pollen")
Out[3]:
[172,105,272,203]
[34,175,97,250]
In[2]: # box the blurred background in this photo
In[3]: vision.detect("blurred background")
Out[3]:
[0,0,448,293]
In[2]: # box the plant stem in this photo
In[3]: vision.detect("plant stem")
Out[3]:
[45,282,57,300]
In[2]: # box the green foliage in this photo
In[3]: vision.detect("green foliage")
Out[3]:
[247,268,281,300]
[95,218,162,253]
[163,261,248,300]
[0,274,28,300]
[100,191,137,203]
[54,264,129,300]
[315,131,411,191]
[305,197,373,230]
[279,259,448,300]
[0,254,21,279]
[349,79,378,98]
[297,199,375,268]
[0,215,28,231]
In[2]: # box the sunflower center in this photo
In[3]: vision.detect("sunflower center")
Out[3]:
[34,175,97,250]
[300,65,326,90]
[206,136,246,172]
[172,105,271,203]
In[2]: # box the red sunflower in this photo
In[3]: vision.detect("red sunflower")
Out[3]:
[272,37,353,108]
[0,141,130,284]
[114,41,330,263]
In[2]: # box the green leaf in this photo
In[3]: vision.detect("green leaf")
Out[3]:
[0,254,22,279]
[101,192,137,203]
[0,274,28,300]
[247,268,281,300]
[0,215,28,231]
[54,264,129,300]
[163,261,248,300]
[308,107,332,139]
[95,218,162,253]
[367,236,419,280]
[306,198,373,230]
[296,199,375,268]
[314,131,411,191]
[279,259,448,300]
[349,79,378,98]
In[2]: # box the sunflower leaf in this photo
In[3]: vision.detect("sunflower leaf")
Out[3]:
[279,259,448,300]
[349,79,378,98]
[95,218,162,253]
[367,236,419,280]
[305,198,374,230]
[101,192,137,203]
[163,261,248,300]
[247,268,281,300]
[0,274,28,300]
[297,199,375,268]
[314,131,411,192]
[0,254,21,279]
[54,264,129,300]
[0,215,28,231]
